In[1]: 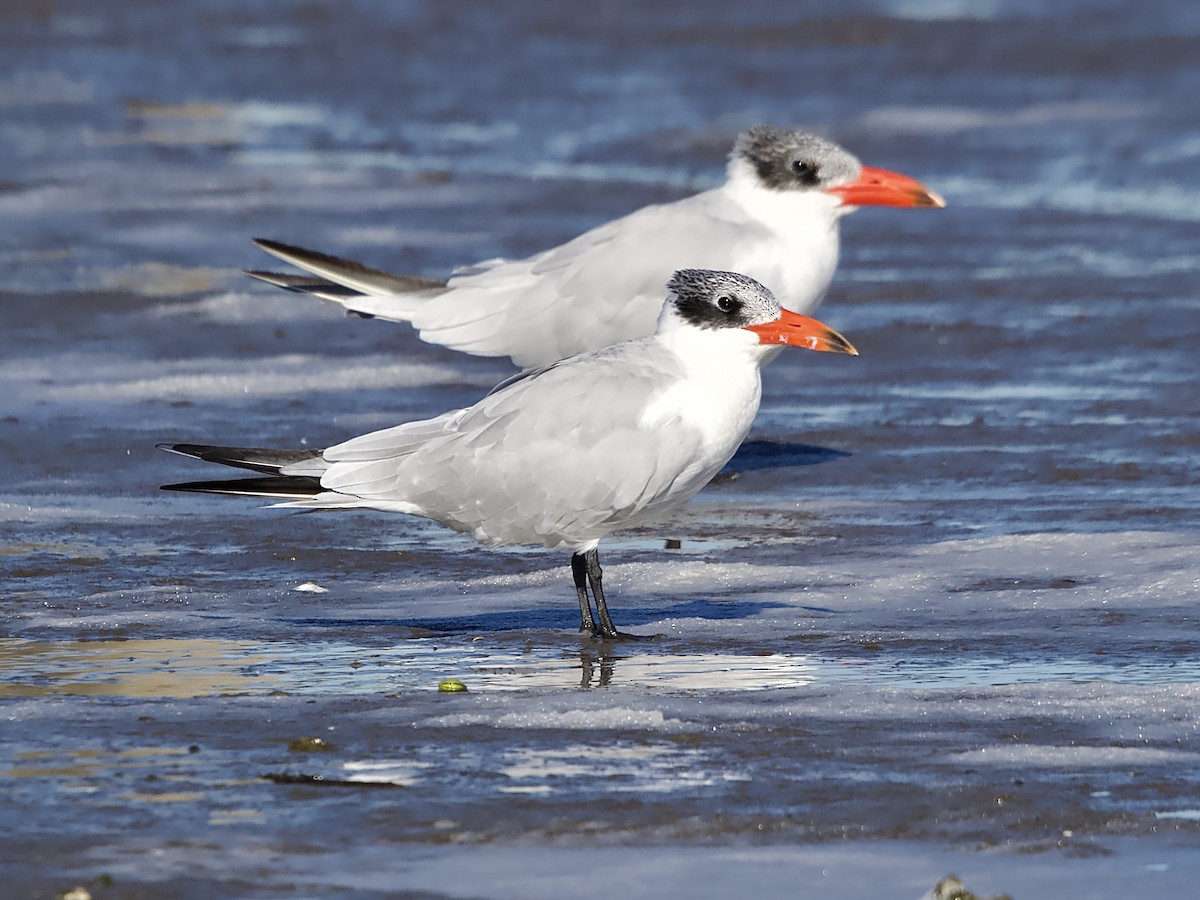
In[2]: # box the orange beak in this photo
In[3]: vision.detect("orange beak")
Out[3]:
[825,165,945,208]
[744,309,858,355]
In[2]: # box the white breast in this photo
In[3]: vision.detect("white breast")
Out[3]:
[640,326,764,485]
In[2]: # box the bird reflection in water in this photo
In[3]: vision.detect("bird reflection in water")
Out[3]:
[578,645,619,689]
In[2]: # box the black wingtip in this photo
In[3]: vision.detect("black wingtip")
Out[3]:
[157,442,199,458]
[154,443,324,475]
[243,269,367,298]
[252,237,316,259]
[252,237,319,258]
[157,442,210,460]
[252,238,449,293]
[160,475,322,497]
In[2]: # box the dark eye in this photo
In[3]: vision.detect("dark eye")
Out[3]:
[716,295,736,312]
[792,159,819,184]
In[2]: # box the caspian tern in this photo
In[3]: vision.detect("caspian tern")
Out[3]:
[160,269,858,638]
[246,126,941,368]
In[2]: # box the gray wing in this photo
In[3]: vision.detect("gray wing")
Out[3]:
[407,190,772,367]
[247,194,780,368]
[317,342,706,548]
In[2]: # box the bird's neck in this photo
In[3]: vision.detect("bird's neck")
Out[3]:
[645,317,766,456]
[720,159,845,316]
[722,157,847,235]
[655,310,774,374]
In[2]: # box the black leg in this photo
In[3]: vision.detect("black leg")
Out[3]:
[572,548,657,642]
[571,552,598,635]
[584,548,621,638]
[587,548,658,641]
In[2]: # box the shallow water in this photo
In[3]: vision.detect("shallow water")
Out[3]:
[3,0,1200,897]
[5,631,1200,700]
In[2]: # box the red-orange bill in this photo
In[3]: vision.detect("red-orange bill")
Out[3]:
[826,165,945,208]
[744,310,858,355]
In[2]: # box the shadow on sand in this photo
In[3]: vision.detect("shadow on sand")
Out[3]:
[279,596,796,635]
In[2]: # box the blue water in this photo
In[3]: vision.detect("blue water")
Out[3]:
[2,1,1199,897]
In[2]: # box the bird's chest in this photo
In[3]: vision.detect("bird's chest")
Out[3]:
[639,364,761,461]
[750,225,839,315]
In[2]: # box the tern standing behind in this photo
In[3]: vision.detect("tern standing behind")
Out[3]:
[161,269,858,638]
[247,126,940,368]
